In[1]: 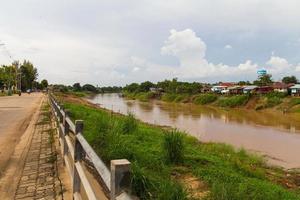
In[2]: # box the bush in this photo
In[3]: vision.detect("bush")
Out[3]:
[266,96,282,107]
[217,95,250,107]
[131,163,153,199]
[163,130,184,164]
[161,93,178,102]
[265,92,288,99]
[193,94,218,105]
[121,113,138,134]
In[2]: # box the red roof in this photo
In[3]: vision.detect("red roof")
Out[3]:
[220,82,235,87]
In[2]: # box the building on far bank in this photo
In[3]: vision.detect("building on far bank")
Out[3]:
[289,84,300,96]
[272,82,293,93]
[243,85,258,94]
[228,86,244,95]
[255,86,273,94]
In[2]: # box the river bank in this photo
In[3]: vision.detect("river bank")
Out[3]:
[123,91,300,113]
[56,92,300,200]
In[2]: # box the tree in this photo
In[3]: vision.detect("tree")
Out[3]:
[282,76,298,84]
[82,84,97,92]
[40,79,48,89]
[20,60,38,91]
[139,81,154,92]
[124,83,139,93]
[73,83,81,91]
[253,74,273,86]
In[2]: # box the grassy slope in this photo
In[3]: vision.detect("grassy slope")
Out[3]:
[124,91,300,112]
[62,99,300,200]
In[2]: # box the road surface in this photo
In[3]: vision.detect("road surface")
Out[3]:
[0,93,43,176]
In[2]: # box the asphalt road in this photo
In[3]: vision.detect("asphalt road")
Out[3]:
[0,93,43,176]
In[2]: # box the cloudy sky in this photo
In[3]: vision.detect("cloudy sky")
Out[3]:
[1,0,300,86]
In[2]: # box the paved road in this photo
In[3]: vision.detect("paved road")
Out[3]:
[0,93,43,176]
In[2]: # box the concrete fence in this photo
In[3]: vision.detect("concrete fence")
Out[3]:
[49,94,134,200]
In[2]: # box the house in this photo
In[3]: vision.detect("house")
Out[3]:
[228,86,244,95]
[289,84,300,96]
[255,86,273,94]
[211,85,228,93]
[201,85,211,93]
[243,85,258,94]
[272,82,292,93]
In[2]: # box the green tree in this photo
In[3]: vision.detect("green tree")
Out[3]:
[82,84,97,92]
[253,74,273,86]
[139,81,154,92]
[124,83,139,93]
[282,76,298,84]
[40,79,49,89]
[73,82,82,91]
[20,60,38,91]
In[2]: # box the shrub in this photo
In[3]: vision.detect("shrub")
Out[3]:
[163,130,184,164]
[266,96,282,107]
[131,163,153,199]
[217,95,249,107]
[193,94,218,105]
[161,93,178,102]
[121,113,137,134]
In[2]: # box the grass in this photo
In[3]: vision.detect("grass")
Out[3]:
[216,95,250,108]
[124,91,156,102]
[163,130,184,164]
[61,99,300,200]
[193,94,218,105]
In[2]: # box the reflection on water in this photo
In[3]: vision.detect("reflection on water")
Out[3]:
[88,93,300,169]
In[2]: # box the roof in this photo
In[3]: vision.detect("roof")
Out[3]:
[272,82,289,89]
[228,86,243,90]
[212,85,228,88]
[289,84,300,89]
[243,85,258,90]
[220,82,235,87]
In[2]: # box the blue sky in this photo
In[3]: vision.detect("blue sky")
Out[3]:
[0,0,300,86]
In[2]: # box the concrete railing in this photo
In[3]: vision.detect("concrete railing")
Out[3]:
[49,94,134,200]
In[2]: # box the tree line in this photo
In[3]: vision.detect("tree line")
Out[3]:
[0,60,48,93]
[51,82,122,93]
[123,75,299,94]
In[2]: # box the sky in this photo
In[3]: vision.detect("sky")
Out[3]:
[1,0,300,86]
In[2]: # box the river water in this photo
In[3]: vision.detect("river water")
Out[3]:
[88,93,300,169]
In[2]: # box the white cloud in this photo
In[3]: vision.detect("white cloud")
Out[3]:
[224,45,232,49]
[124,29,299,82]
[266,56,292,74]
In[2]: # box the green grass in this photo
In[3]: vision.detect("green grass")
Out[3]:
[161,93,178,102]
[216,95,250,108]
[124,92,156,102]
[63,101,300,200]
[193,94,218,105]
[163,130,184,164]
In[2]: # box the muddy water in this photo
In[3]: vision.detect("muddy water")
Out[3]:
[88,93,300,169]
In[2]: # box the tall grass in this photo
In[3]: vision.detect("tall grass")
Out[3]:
[121,113,138,134]
[217,95,250,107]
[193,94,218,105]
[163,130,184,164]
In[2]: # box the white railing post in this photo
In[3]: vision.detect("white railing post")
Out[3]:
[73,120,84,196]
[110,159,131,200]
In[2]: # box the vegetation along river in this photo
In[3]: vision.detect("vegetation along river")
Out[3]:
[88,93,300,169]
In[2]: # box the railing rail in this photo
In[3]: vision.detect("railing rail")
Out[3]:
[48,94,133,200]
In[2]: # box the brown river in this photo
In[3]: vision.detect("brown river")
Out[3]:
[88,93,300,169]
